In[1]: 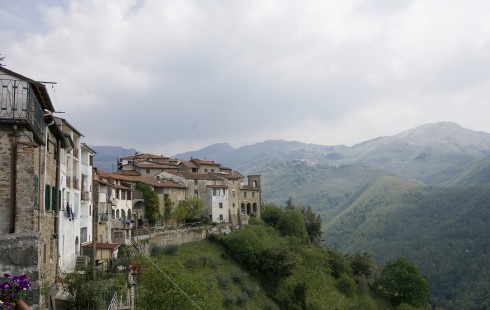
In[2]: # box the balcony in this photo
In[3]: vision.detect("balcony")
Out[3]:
[0,79,45,143]
[99,213,109,223]
[81,191,89,201]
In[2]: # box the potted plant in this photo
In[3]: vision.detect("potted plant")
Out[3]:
[0,274,31,310]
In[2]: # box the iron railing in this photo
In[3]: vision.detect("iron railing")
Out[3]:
[0,79,45,141]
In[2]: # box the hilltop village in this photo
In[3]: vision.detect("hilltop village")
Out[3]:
[0,66,261,309]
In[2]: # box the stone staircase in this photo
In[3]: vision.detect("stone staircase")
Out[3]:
[75,255,90,269]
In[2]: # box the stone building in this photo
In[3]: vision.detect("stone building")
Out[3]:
[156,159,261,224]
[0,66,69,308]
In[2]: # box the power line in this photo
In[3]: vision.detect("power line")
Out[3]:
[87,194,201,309]
[131,241,202,309]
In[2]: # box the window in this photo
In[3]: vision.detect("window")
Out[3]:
[232,203,235,208]
[252,192,255,198]
[194,179,198,185]
[116,189,120,199]
[146,169,150,174]
[219,203,223,209]
[219,214,223,221]
[211,169,215,172]
[243,192,247,198]
[194,189,198,196]
[204,168,208,173]
[232,190,235,198]
[80,227,87,243]
[45,185,51,211]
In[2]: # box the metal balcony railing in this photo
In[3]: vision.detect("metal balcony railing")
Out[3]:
[0,79,44,142]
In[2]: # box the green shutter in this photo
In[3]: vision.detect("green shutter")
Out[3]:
[52,187,57,211]
[45,185,51,211]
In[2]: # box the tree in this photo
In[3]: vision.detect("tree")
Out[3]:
[0,53,4,67]
[173,197,204,223]
[377,257,429,308]
[303,206,322,244]
[136,182,160,224]
[63,267,105,309]
[277,209,308,241]
[261,202,283,226]
[347,252,374,278]
[163,193,173,222]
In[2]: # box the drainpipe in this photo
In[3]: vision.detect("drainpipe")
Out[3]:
[10,125,18,233]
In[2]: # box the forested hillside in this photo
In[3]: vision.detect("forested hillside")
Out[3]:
[324,182,490,309]
[135,204,429,309]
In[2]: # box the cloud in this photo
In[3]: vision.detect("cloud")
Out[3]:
[2,0,490,155]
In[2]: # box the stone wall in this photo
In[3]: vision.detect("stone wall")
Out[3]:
[0,233,41,309]
[0,129,12,234]
[134,224,236,256]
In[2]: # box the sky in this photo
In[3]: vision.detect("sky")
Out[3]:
[2,0,490,156]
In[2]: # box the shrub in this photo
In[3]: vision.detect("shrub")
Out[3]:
[336,273,356,297]
[236,294,249,306]
[217,274,230,289]
[223,293,235,308]
[244,285,257,298]
[163,244,180,255]
[328,249,352,278]
[184,256,199,268]
[232,273,245,285]
[150,245,164,257]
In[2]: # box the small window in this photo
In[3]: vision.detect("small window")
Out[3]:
[194,189,198,196]
[211,169,215,172]
[219,203,223,209]
[146,169,150,174]
[194,179,198,185]
[232,190,235,198]
[45,185,51,211]
[252,192,255,198]
[205,168,208,173]
[232,203,235,208]
[219,214,223,221]
[243,192,247,198]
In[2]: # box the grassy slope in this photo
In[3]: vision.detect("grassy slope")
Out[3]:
[137,240,274,309]
[137,225,391,310]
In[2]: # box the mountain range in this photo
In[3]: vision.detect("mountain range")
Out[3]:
[92,121,490,308]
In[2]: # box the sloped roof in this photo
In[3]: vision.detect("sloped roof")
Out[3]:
[120,153,169,160]
[180,160,199,169]
[210,171,244,180]
[97,170,186,189]
[82,242,120,251]
[191,158,221,166]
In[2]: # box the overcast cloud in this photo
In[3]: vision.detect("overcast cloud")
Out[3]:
[2,0,490,155]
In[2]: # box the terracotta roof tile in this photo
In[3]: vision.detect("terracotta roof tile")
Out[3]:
[191,158,221,166]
